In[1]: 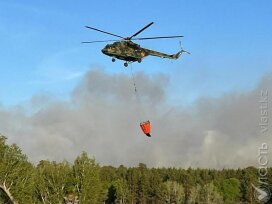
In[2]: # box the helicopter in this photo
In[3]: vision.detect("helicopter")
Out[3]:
[82,22,190,67]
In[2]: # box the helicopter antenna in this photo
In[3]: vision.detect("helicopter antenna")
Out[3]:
[127,22,154,40]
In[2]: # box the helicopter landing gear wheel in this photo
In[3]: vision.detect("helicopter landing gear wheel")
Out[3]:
[112,58,116,62]
[137,58,142,63]
[124,62,128,67]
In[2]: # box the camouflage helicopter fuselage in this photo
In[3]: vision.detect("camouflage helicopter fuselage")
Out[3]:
[83,22,189,67]
[102,41,184,66]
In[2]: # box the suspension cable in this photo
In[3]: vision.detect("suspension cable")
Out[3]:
[130,64,137,93]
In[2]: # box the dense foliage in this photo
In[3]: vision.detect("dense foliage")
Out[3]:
[0,135,271,204]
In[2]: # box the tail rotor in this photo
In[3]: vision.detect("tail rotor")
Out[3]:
[179,41,190,55]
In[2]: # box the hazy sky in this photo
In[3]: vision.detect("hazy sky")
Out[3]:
[0,1,271,168]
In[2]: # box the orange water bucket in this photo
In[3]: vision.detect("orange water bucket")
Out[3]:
[140,120,151,137]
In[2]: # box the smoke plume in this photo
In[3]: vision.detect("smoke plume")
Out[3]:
[0,69,271,168]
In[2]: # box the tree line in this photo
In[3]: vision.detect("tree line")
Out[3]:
[0,135,271,204]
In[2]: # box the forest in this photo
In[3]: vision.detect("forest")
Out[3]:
[0,135,271,204]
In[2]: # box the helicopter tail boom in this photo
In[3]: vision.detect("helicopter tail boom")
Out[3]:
[145,47,190,60]
[170,51,182,59]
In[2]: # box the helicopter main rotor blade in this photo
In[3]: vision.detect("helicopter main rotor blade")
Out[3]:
[85,26,125,39]
[82,40,119,43]
[127,22,154,40]
[132,35,184,40]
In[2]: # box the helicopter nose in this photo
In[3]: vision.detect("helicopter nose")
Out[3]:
[102,47,107,54]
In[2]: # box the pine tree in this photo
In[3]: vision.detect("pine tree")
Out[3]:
[219,178,240,203]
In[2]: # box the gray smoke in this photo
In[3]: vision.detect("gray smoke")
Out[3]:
[0,69,271,168]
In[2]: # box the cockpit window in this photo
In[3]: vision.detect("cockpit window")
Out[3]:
[106,44,114,50]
